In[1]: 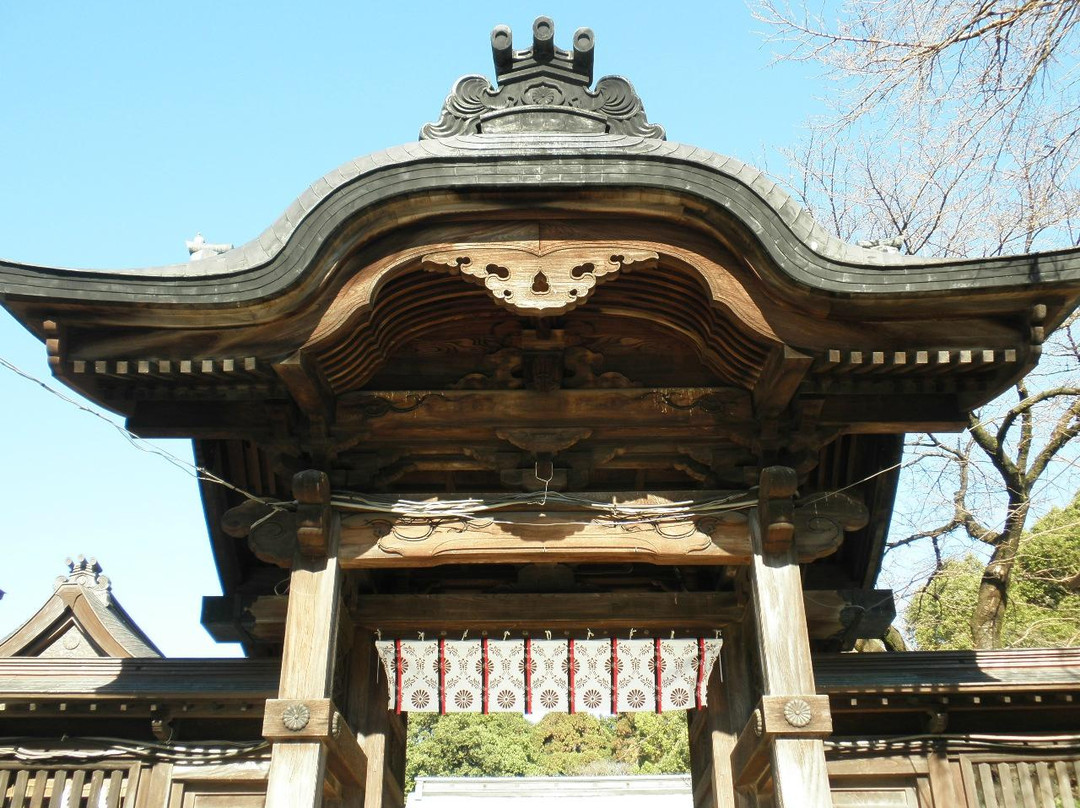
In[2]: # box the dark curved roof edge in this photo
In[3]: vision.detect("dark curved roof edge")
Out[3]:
[3,133,1080,309]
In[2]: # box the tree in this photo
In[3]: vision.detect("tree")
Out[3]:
[532,713,621,775]
[613,713,690,774]
[404,711,692,792]
[907,494,1080,648]
[405,713,541,793]
[755,0,1080,648]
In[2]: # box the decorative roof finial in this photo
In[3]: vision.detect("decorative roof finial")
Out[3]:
[420,18,663,140]
[489,17,594,86]
[186,233,233,261]
[55,555,112,604]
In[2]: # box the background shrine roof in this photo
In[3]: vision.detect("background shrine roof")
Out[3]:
[2,18,1080,317]
[0,557,161,659]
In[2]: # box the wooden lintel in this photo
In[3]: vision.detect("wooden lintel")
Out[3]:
[202,589,894,643]
[335,388,754,436]
[351,592,741,631]
[239,489,868,568]
[752,345,813,417]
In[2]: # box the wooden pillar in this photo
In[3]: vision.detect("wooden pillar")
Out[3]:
[346,633,406,808]
[264,547,342,807]
[264,471,367,808]
[731,467,834,808]
[689,616,756,808]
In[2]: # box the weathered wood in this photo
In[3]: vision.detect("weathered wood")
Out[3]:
[133,763,172,808]
[264,514,344,808]
[718,613,758,808]
[346,632,406,808]
[238,489,868,568]
[753,345,813,417]
[274,350,335,425]
[730,695,833,788]
[347,592,743,631]
[263,698,368,795]
[801,589,896,650]
[688,660,746,808]
[422,244,659,316]
[265,743,328,808]
[336,387,755,434]
[202,589,895,643]
[745,466,833,808]
[293,470,332,557]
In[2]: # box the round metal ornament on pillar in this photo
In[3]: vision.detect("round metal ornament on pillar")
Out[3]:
[281,702,311,732]
[783,698,813,728]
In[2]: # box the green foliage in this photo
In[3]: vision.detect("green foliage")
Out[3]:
[906,556,984,650]
[405,713,541,793]
[613,713,690,774]
[405,710,691,792]
[906,497,1080,649]
[532,713,619,775]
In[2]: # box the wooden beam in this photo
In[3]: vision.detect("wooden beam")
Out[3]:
[688,660,749,808]
[730,695,832,788]
[350,592,742,632]
[202,589,894,644]
[263,698,367,794]
[346,633,406,807]
[236,489,868,569]
[335,388,754,437]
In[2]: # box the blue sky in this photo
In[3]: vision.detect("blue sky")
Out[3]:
[0,2,828,655]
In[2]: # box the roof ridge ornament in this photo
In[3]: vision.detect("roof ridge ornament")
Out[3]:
[420,17,665,140]
[55,554,112,605]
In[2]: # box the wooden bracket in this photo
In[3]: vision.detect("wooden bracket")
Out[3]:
[756,466,798,555]
[221,499,275,538]
[294,470,332,557]
[263,698,368,790]
[43,319,67,379]
[731,694,832,788]
[273,350,336,430]
[752,345,813,418]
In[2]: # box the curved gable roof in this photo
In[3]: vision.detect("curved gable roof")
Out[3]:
[0,557,161,659]
[4,133,1080,315]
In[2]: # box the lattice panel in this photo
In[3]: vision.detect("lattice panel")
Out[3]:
[0,765,135,808]
[962,757,1080,808]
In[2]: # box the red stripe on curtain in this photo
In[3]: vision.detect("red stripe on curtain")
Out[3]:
[655,638,662,713]
[568,638,576,714]
[696,637,706,709]
[438,637,446,715]
[482,637,490,714]
[611,637,618,714]
[524,637,532,714]
[394,639,403,715]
